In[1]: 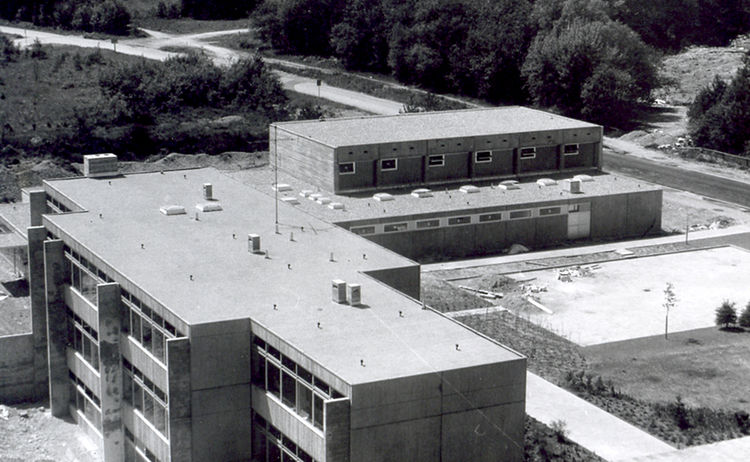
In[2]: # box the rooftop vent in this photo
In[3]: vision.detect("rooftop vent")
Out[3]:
[83,153,118,178]
[459,185,480,194]
[299,190,313,198]
[373,193,394,202]
[347,283,361,306]
[160,205,186,216]
[281,197,300,205]
[332,279,347,303]
[203,183,213,201]
[564,179,583,194]
[536,178,557,186]
[316,197,332,205]
[574,174,594,182]
[272,183,293,192]
[196,203,223,212]
[498,180,519,190]
[328,202,344,210]
[248,234,262,254]
[411,188,433,198]
[309,193,324,201]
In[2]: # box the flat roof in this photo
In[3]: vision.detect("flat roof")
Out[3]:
[228,168,660,224]
[272,106,600,148]
[0,202,30,247]
[43,169,521,384]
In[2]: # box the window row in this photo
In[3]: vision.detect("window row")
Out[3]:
[69,370,101,430]
[67,307,99,371]
[47,196,71,213]
[121,290,183,365]
[252,337,343,431]
[123,358,169,437]
[337,144,582,174]
[252,412,317,462]
[124,426,162,462]
[67,256,100,305]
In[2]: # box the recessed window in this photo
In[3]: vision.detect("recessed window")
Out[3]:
[338,162,355,175]
[539,207,561,216]
[479,213,502,222]
[416,219,440,229]
[384,222,407,232]
[563,144,579,155]
[474,151,492,163]
[519,147,536,159]
[569,204,581,213]
[509,210,531,219]
[427,155,444,167]
[448,216,471,225]
[350,226,375,235]
[380,158,398,171]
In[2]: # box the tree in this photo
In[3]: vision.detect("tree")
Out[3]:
[739,302,750,329]
[662,282,676,340]
[715,300,737,328]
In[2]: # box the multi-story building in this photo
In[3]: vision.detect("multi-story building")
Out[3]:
[26,159,527,462]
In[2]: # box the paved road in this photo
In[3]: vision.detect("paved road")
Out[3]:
[603,150,750,208]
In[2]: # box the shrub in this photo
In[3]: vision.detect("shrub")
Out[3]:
[739,302,750,329]
[1,36,20,64]
[715,300,738,328]
[550,419,568,442]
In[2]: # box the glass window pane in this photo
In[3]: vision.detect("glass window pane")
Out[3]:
[154,404,166,434]
[133,384,143,412]
[297,367,312,384]
[90,342,99,371]
[269,444,281,462]
[142,321,152,352]
[313,395,324,430]
[143,393,154,422]
[123,374,133,404]
[297,383,312,421]
[267,363,280,398]
[282,371,296,408]
[152,329,165,363]
[131,311,141,341]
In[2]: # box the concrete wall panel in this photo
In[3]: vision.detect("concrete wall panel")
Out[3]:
[590,194,628,238]
[534,215,567,247]
[349,417,440,462]
[375,157,423,188]
[362,265,420,301]
[626,189,663,237]
[0,333,35,403]
[190,321,251,390]
[440,402,525,462]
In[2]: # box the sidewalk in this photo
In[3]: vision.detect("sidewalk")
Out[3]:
[622,435,750,462]
[423,225,750,272]
[526,372,674,461]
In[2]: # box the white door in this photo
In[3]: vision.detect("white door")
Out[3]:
[567,203,591,239]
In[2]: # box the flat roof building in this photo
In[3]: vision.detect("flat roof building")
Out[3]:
[28,165,526,462]
[271,107,603,194]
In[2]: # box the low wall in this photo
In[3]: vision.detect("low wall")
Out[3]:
[0,332,35,403]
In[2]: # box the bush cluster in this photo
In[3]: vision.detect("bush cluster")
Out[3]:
[714,299,750,329]
[1,1,132,36]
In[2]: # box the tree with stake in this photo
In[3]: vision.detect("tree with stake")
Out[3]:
[663,282,676,340]
[715,300,737,329]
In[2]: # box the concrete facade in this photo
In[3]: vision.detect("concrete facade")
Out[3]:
[24,165,526,462]
[271,107,603,194]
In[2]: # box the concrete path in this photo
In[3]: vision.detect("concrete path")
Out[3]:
[423,224,750,272]
[443,305,507,318]
[621,435,750,462]
[526,372,674,461]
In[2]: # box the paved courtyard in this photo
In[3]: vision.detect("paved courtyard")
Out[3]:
[509,246,750,345]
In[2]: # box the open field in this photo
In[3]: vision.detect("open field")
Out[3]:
[585,327,750,413]
[507,246,750,345]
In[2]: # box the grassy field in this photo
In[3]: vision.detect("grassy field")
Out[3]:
[585,327,750,413]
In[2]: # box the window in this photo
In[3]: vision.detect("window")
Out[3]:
[416,219,439,229]
[479,213,503,222]
[66,307,99,371]
[69,370,101,431]
[474,151,492,163]
[350,226,375,236]
[380,158,397,171]
[122,359,169,436]
[569,204,581,213]
[448,216,471,225]
[383,223,407,233]
[519,147,536,159]
[563,144,579,155]
[427,155,444,167]
[338,162,355,175]
[253,412,320,462]
[509,210,531,219]
[539,207,561,216]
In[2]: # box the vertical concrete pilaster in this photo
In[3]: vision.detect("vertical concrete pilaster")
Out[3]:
[27,227,49,401]
[559,146,565,171]
[28,190,47,227]
[324,398,351,462]
[167,337,192,462]
[98,282,124,462]
[43,238,68,416]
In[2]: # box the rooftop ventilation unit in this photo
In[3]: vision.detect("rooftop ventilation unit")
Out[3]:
[536,178,557,186]
[83,153,118,178]
[373,193,394,202]
[248,234,262,254]
[160,205,186,216]
[347,283,361,306]
[299,190,313,198]
[196,203,223,212]
[316,197,332,205]
[272,183,293,192]
[328,202,344,210]
[498,180,520,190]
[565,179,583,194]
[574,174,594,182]
[309,193,324,201]
[459,185,480,194]
[332,279,347,303]
[203,183,213,201]
[411,188,433,198]
[281,197,300,205]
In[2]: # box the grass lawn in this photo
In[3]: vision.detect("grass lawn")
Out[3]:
[584,327,750,413]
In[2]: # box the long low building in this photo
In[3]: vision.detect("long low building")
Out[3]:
[271,107,603,194]
[26,160,526,462]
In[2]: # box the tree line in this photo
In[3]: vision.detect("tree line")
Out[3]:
[1,0,131,35]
